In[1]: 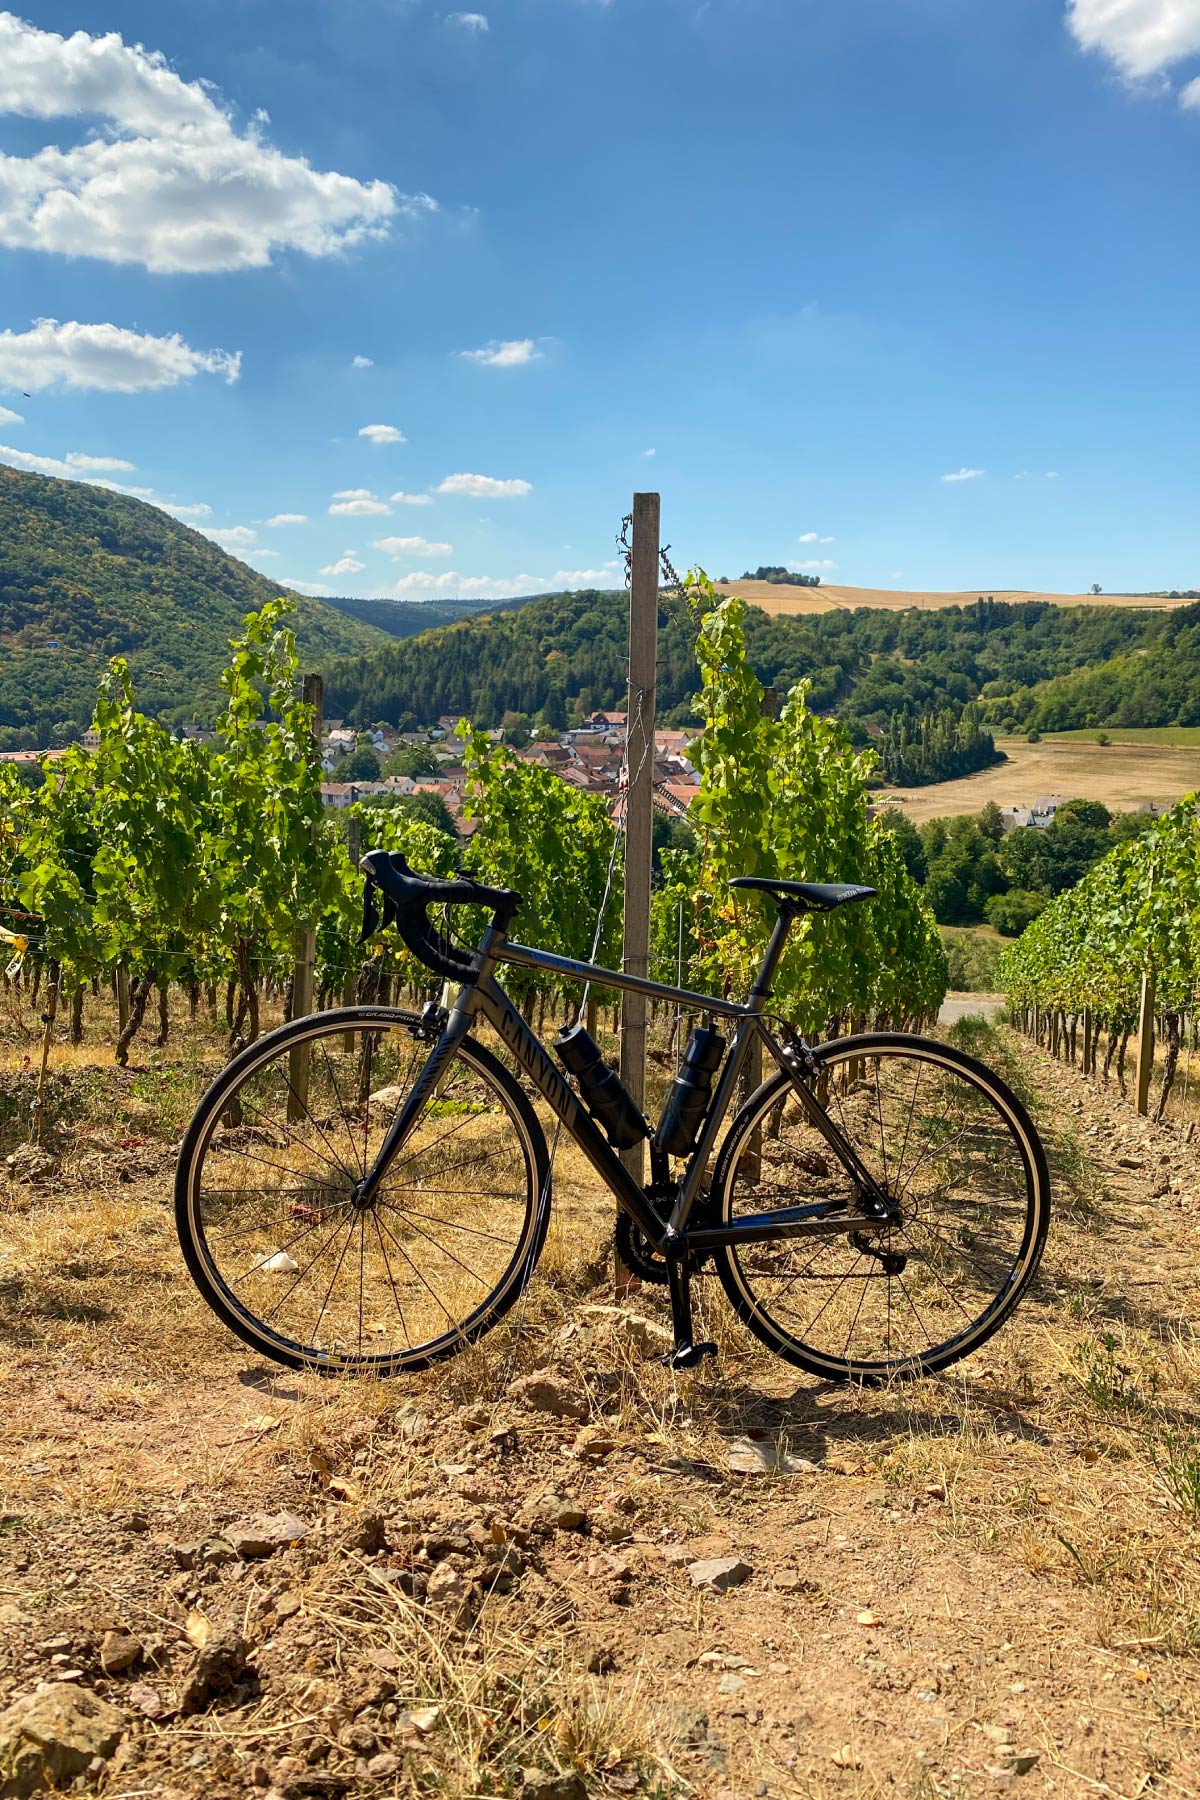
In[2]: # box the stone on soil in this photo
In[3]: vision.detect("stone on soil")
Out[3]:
[687,1556,753,1592]
[179,1628,250,1714]
[99,1630,142,1675]
[226,1511,311,1558]
[0,1683,125,1796]
[506,1369,587,1420]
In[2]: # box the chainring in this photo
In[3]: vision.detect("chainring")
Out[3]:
[614,1208,670,1285]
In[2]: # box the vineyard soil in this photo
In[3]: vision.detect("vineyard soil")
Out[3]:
[881,735,1200,824]
[3,999,1200,1799]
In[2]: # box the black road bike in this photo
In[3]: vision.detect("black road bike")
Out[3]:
[176,853,1050,1381]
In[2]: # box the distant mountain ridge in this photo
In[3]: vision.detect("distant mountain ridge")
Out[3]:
[318,591,532,639]
[0,466,388,747]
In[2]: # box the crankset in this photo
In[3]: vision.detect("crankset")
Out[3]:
[614,1204,671,1284]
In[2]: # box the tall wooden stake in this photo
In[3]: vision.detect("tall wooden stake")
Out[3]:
[1135,970,1155,1117]
[288,672,323,1122]
[343,812,361,1050]
[619,493,659,1204]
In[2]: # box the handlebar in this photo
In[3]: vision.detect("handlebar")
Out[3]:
[358,849,521,986]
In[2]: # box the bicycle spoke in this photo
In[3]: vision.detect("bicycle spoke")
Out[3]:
[370,1208,413,1351]
[318,1037,366,1181]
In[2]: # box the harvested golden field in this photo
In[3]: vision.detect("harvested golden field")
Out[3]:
[715,581,1192,617]
[880,735,1200,825]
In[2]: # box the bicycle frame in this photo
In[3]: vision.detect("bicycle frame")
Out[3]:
[355,906,897,1256]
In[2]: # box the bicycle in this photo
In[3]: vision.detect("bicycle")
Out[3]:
[175,851,1050,1382]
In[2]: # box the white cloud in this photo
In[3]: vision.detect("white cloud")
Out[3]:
[64,451,135,471]
[280,577,334,596]
[359,422,406,445]
[200,524,257,549]
[436,472,532,498]
[157,499,211,520]
[0,404,22,425]
[1184,73,1200,103]
[791,559,837,572]
[372,534,454,557]
[320,555,365,577]
[380,570,545,599]
[0,14,430,273]
[389,490,433,506]
[1066,1,1200,83]
[941,467,985,482]
[252,548,280,558]
[459,338,540,368]
[351,354,373,369]
[797,530,834,543]
[329,488,392,517]
[0,441,132,478]
[376,563,615,600]
[264,512,307,526]
[0,318,240,392]
[1014,470,1061,480]
[550,567,620,587]
[641,447,656,458]
[448,13,490,30]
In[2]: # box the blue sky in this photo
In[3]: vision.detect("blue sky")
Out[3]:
[0,0,1198,598]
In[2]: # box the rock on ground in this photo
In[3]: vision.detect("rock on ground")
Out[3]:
[0,1683,125,1796]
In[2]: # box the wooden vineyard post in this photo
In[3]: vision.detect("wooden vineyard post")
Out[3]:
[1082,1005,1093,1077]
[32,966,61,1146]
[343,812,361,1050]
[288,673,323,1123]
[1135,860,1157,1118]
[618,493,659,1286]
[1135,970,1155,1117]
[115,967,130,1038]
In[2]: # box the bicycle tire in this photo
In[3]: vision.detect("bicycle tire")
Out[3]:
[175,1007,550,1375]
[711,1032,1050,1381]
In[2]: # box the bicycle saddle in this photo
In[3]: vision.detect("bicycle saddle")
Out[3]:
[729,877,876,911]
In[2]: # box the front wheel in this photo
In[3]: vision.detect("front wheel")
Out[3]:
[711,1032,1049,1381]
[175,1008,549,1374]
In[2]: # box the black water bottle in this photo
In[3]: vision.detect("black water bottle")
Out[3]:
[553,1024,649,1150]
[653,1023,726,1157]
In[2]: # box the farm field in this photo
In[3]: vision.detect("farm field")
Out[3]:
[1043,727,1200,747]
[2,997,1200,1798]
[714,580,1194,617]
[879,734,1200,825]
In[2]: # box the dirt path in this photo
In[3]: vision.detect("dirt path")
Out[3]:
[2,1026,1200,1800]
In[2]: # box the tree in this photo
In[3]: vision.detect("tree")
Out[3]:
[381,743,436,778]
[875,809,926,882]
[333,742,382,782]
[985,889,1046,936]
[1091,583,1102,595]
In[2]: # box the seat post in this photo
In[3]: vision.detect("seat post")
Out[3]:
[746,904,797,1011]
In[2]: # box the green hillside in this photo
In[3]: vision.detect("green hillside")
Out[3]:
[0,465,387,747]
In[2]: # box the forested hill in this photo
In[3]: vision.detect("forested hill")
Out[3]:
[0,466,387,747]
[324,585,1166,740]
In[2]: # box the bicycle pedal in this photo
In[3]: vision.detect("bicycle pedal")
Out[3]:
[662,1340,719,1371]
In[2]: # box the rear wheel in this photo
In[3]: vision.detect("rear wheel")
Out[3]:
[712,1033,1049,1381]
[175,1008,549,1374]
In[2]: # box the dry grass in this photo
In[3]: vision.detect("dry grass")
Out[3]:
[713,581,1188,619]
[879,734,1200,825]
